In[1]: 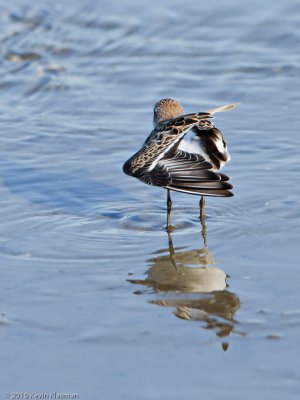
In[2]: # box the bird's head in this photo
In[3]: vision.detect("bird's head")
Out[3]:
[153,98,184,127]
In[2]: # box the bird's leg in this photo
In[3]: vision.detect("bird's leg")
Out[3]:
[167,189,172,230]
[199,195,205,221]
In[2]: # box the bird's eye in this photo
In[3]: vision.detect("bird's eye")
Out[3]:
[223,140,227,148]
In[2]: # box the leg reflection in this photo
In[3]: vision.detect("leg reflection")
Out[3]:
[127,214,241,349]
[199,200,207,248]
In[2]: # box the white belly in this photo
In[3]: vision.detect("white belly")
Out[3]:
[179,130,207,153]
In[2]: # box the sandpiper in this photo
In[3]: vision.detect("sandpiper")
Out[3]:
[123,98,237,229]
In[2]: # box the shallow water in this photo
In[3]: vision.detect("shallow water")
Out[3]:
[0,0,300,398]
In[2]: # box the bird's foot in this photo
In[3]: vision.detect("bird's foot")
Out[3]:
[165,224,175,232]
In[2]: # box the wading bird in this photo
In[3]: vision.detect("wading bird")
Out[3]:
[123,99,237,229]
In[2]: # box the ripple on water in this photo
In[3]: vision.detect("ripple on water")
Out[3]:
[119,208,198,233]
[0,0,299,397]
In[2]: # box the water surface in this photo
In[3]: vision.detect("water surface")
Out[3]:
[0,0,299,399]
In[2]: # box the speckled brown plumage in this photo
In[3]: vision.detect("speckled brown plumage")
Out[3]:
[124,112,213,176]
[123,99,238,198]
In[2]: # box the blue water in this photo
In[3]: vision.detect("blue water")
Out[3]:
[0,0,300,398]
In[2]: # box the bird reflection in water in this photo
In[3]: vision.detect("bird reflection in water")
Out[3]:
[128,217,241,350]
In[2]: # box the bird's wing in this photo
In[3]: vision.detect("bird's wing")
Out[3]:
[206,103,239,114]
[146,150,233,197]
[125,113,214,176]
[124,104,238,178]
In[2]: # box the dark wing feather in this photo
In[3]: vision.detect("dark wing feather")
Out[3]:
[146,150,233,197]
[124,113,214,177]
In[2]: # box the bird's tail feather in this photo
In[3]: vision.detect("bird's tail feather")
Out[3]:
[207,103,239,115]
[166,178,233,197]
[167,186,233,197]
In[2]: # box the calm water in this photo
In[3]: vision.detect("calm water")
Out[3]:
[0,0,300,398]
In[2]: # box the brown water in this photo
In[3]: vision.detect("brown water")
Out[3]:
[0,0,300,399]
